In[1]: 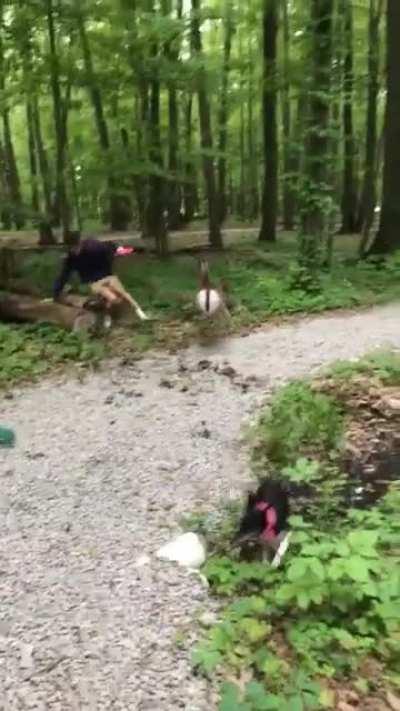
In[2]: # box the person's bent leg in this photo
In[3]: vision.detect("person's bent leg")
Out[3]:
[107,276,149,320]
[90,281,120,310]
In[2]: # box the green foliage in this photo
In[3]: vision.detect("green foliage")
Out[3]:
[329,350,400,385]
[9,239,400,387]
[14,241,400,328]
[195,488,400,711]
[0,322,105,386]
[194,354,400,710]
[252,382,343,467]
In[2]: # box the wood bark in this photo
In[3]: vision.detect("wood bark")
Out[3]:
[191,0,223,248]
[281,0,295,230]
[76,3,130,231]
[339,0,358,234]
[300,0,334,264]
[358,0,383,254]
[144,2,168,256]
[32,97,53,221]
[46,0,70,238]
[217,3,233,223]
[0,292,95,331]
[182,95,198,223]
[259,0,278,242]
[368,0,400,254]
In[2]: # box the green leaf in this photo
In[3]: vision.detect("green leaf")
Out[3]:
[308,558,325,581]
[345,556,371,582]
[285,696,304,711]
[219,683,249,711]
[192,647,222,674]
[240,618,271,643]
[288,559,308,582]
[245,682,282,710]
[347,530,379,556]
[297,591,312,610]
[276,583,296,603]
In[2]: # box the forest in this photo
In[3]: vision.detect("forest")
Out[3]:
[0,0,398,265]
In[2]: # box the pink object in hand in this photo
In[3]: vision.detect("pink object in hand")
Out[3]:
[116,246,134,257]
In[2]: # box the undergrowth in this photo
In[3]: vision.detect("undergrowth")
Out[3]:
[329,350,400,385]
[194,354,400,710]
[251,382,344,467]
[15,245,400,324]
[0,322,105,386]
[2,239,400,387]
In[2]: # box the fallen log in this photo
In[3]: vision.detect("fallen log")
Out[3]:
[0,292,97,332]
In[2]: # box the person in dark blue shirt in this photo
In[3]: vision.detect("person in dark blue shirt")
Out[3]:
[53,238,149,320]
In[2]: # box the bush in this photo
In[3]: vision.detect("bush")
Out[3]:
[252,382,344,467]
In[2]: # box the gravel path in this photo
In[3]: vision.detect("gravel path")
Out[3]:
[1,302,400,710]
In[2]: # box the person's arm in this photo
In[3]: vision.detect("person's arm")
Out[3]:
[53,255,73,301]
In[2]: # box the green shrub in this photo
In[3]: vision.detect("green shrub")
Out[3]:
[0,322,105,386]
[252,382,344,467]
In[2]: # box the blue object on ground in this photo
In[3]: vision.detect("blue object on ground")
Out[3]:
[0,426,15,447]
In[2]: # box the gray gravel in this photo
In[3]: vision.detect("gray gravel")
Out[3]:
[1,302,400,710]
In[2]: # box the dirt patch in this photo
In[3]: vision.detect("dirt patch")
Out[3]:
[316,375,400,506]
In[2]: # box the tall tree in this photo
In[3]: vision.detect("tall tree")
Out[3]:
[368,0,400,254]
[182,94,198,223]
[299,0,334,265]
[281,0,295,230]
[339,0,358,234]
[46,0,70,239]
[26,101,39,215]
[144,0,168,255]
[0,0,24,229]
[247,35,259,221]
[259,0,278,243]
[164,0,183,231]
[217,1,234,223]
[32,97,53,221]
[75,1,131,231]
[358,0,383,254]
[191,0,223,249]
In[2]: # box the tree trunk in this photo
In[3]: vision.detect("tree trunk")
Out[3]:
[0,292,95,331]
[299,0,334,265]
[164,0,183,231]
[26,101,40,215]
[133,89,148,231]
[191,0,223,248]
[358,0,383,254]
[247,37,259,221]
[3,109,24,229]
[217,3,233,223]
[259,0,278,243]
[76,3,130,231]
[166,86,181,230]
[339,0,358,234]
[0,139,11,229]
[146,61,168,256]
[182,94,197,223]
[46,0,70,239]
[281,0,295,230]
[143,1,168,256]
[32,97,53,220]
[0,1,24,230]
[368,0,400,254]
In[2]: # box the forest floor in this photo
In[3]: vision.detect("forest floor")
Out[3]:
[3,230,400,390]
[1,302,400,710]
